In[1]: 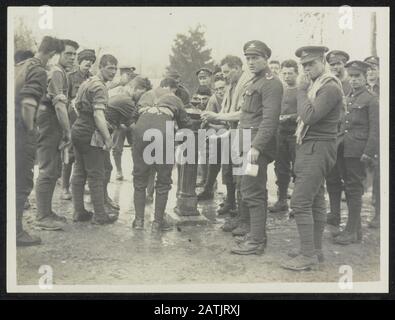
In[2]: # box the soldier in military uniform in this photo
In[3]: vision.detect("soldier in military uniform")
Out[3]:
[131,78,193,232]
[109,65,138,181]
[165,70,191,107]
[230,40,283,255]
[196,67,213,87]
[331,60,379,244]
[35,39,79,231]
[282,46,343,271]
[364,55,380,229]
[71,54,118,224]
[61,49,96,201]
[269,60,281,77]
[365,56,380,96]
[268,59,299,214]
[104,76,152,212]
[202,55,252,233]
[15,36,63,246]
[325,50,352,228]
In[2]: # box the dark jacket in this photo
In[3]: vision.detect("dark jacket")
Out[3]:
[239,68,283,160]
[297,80,343,142]
[343,87,379,158]
[14,57,47,127]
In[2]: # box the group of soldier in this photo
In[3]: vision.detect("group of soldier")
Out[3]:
[15,34,380,271]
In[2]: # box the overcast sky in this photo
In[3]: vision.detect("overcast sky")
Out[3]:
[9,6,388,77]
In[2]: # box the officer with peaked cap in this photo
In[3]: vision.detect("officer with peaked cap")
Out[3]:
[364,56,380,96]
[331,61,379,244]
[282,46,343,271]
[230,40,283,255]
[325,49,351,229]
[196,67,213,87]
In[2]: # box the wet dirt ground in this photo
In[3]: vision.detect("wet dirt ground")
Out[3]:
[16,148,380,287]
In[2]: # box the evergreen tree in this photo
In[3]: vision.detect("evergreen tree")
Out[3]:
[14,18,36,52]
[167,24,214,93]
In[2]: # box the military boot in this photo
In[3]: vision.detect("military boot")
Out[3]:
[326,191,341,227]
[132,218,144,230]
[151,192,173,233]
[268,199,288,213]
[232,222,250,236]
[92,212,118,225]
[281,254,319,271]
[269,185,288,213]
[287,248,324,263]
[17,230,42,247]
[73,209,93,222]
[230,238,266,255]
[133,189,146,223]
[221,216,239,232]
[197,189,214,201]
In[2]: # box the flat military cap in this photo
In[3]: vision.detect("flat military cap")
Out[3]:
[364,56,379,67]
[326,50,350,64]
[196,67,213,76]
[77,49,96,64]
[345,60,371,73]
[165,70,181,79]
[295,46,329,64]
[243,40,272,59]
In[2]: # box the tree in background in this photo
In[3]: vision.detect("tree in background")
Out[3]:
[14,17,37,52]
[167,24,214,93]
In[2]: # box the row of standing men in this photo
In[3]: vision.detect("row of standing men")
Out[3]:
[15,37,380,271]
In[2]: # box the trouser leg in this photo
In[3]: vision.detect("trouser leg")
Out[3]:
[71,141,87,214]
[274,132,292,200]
[112,127,126,174]
[343,158,366,234]
[75,140,106,216]
[35,109,62,220]
[291,140,337,256]
[132,141,150,221]
[153,164,173,223]
[312,183,327,250]
[240,154,269,242]
[325,143,344,224]
[103,151,113,199]
[147,168,155,198]
[15,125,36,234]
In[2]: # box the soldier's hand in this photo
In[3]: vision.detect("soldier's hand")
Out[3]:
[201,111,217,121]
[298,75,311,91]
[247,147,260,164]
[103,137,114,151]
[361,153,374,166]
[59,131,72,150]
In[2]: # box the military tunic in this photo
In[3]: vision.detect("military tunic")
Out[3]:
[132,92,193,223]
[291,79,343,225]
[14,57,47,232]
[35,63,69,220]
[71,75,109,216]
[274,86,298,198]
[335,88,379,233]
[238,68,283,242]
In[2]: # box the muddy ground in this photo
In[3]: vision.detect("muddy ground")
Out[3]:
[16,148,380,288]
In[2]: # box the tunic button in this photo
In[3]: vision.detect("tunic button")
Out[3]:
[345,130,348,133]
[345,121,349,124]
